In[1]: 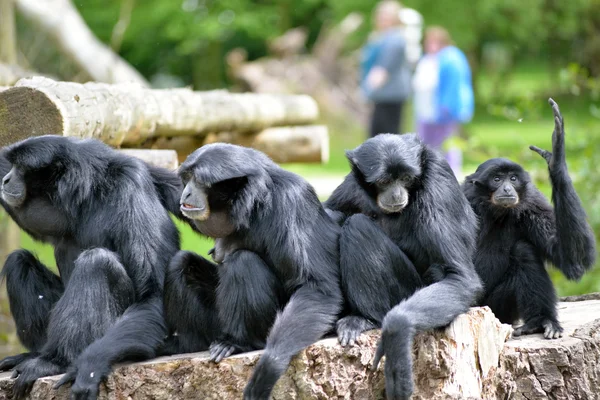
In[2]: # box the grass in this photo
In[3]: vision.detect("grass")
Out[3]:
[15,62,600,297]
[476,61,556,101]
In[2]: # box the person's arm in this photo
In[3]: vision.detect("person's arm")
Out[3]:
[366,34,406,90]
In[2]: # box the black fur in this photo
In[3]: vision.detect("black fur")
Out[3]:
[0,136,181,400]
[325,133,481,400]
[463,99,596,339]
[163,143,343,399]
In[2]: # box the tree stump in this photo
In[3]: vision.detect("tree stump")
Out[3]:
[1,297,598,399]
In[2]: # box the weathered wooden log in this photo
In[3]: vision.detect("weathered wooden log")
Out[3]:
[138,125,328,164]
[1,298,599,399]
[0,77,320,148]
[560,292,600,302]
[15,0,148,86]
[205,125,329,163]
[118,149,178,170]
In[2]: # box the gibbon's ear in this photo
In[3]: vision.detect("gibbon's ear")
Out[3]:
[345,150,358,169]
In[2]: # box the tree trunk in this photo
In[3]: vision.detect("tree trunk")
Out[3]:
[14,0,148,86]
[0,63,39,86]
[0,77,321,148]
[0,0,17,64]
[0,0,19,360]
[0,218,20,361]
[1,299,599,400]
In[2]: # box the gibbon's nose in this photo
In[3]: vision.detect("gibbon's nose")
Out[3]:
[2,174,10,186]
[181,185,192,203]
[503,185,512,194]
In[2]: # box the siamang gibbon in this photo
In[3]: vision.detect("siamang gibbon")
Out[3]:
[463,99,596,339]
[325,133,482,400]
[163,143,342,399]
[0,136,182,400]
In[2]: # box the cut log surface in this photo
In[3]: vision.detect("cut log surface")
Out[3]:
[0,77,320,148]
[1,298,599,399]
[118,149,179,170]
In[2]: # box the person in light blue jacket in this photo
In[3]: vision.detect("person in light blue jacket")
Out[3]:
[413,26,474,175]
[361,1,412,138]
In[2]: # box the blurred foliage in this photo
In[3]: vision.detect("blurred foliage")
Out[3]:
[65,0,600,89]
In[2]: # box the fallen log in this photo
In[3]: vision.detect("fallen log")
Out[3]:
[560,292,600,302]
[15,0,148,86]
[204,125,329,163]
[136,125,328,164]
[1,298,599,399]
[118,149,178,170]
[0,77,320,148]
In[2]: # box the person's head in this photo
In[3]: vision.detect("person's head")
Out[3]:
[424,26,451,54]
[373,1,402,32]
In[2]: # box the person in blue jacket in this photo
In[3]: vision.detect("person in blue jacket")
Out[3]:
[361,1,412,138]
[413,26,474,175]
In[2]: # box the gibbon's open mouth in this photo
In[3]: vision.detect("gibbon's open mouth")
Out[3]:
[180,203,209,221]
[181,203,204,212]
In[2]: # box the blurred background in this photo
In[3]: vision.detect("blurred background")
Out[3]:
[1,0,599,355]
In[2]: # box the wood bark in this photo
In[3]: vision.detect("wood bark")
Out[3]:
[0,0,18,358]
[118,149,178,170]
[0,0,17,64]
[0,77,320,148]
[0,217,20,362]
[14,0,148,86]
[205,125,328,163]
[137,125,328,164]
[1,298,599,400]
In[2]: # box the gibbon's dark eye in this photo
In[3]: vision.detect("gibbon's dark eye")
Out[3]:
[510,175,517,182]
[400,174,412,184]
[179,171,190,182]
[493,176,501,182]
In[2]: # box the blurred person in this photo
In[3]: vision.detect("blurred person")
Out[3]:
[413,26,474,176]
[361,0,412,138]
[398,7,423,70]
